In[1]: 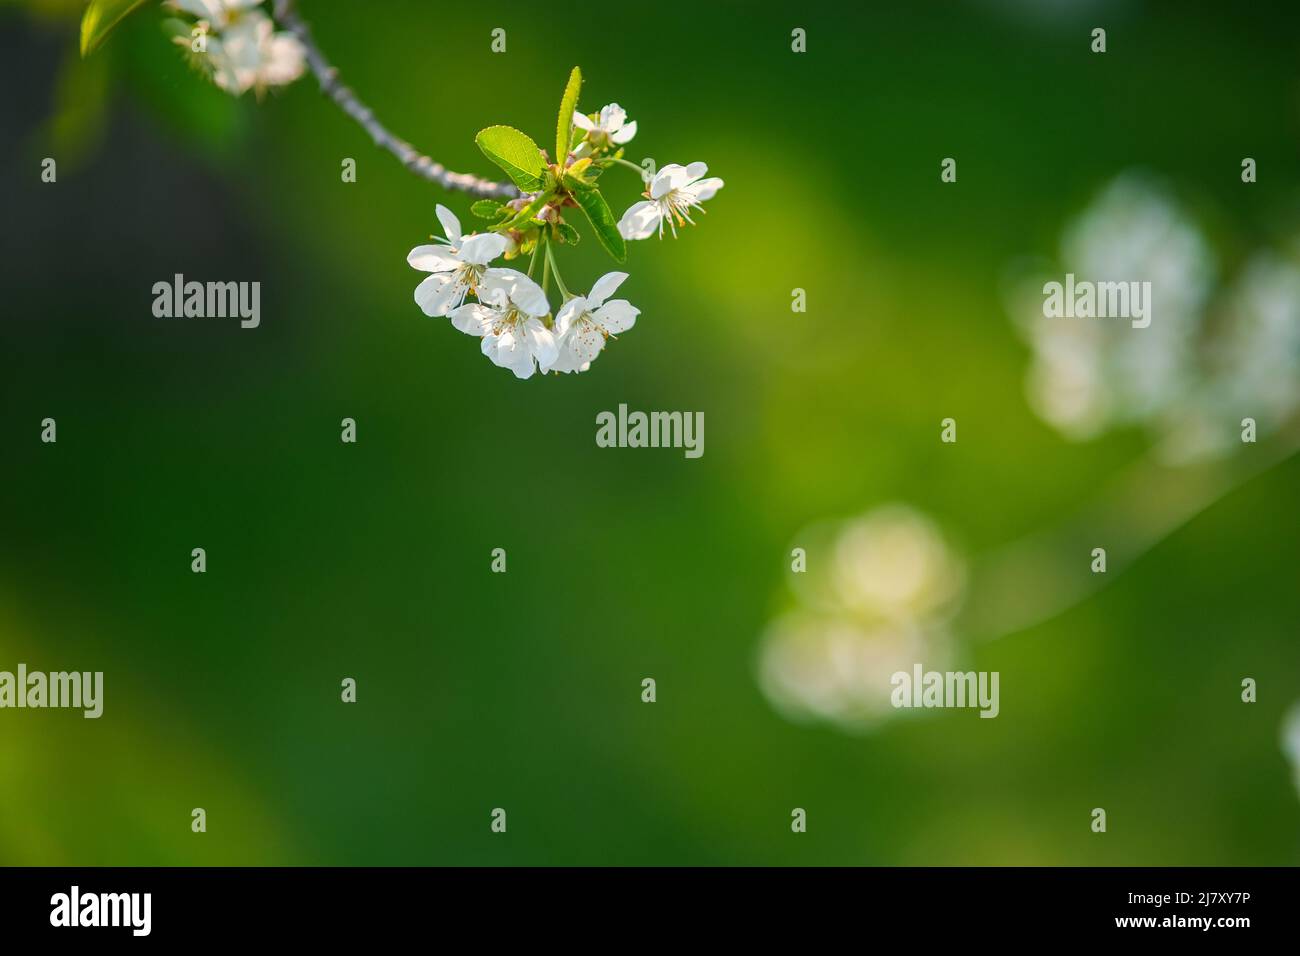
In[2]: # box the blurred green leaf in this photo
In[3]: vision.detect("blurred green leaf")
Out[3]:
[574,188,625,262]
[554,222,580,245]
[80,0,149,57]
[474,125,545,192]
[37,44,109,168]
[555,66,582,164]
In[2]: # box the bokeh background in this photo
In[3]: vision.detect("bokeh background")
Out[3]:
[1,0,1298,865]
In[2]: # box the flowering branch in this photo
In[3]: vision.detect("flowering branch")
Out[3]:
[269,0,518,200]
[81,0,724,377]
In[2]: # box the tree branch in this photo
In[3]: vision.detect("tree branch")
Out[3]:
[271,0,519,200]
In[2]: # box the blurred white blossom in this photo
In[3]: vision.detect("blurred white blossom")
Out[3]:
[830,506,966,623]
[1281,702,1300,801]
[169,0,261,30]
[757,504,966,732]
[1162,253,1300,461]
[759,615,942,729]
[169,0,305,96]
[1011,173,1300,462]
[1014,175,1212,442]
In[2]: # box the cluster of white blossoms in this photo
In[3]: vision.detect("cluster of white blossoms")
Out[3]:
[409,205,640,379]
[167,0,306,96]
[101,21,720,379]
[408,89,723,378]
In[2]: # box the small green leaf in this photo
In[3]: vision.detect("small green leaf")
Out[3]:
[81,0,150,57]
[555,66,582,165]
[554,222,581,246]
[471,199,507,220]
[574,189,626,263]
[474,126,546,192]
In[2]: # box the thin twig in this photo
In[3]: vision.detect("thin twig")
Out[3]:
[272,0,518,200]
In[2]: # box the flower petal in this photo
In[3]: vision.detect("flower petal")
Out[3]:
[593,299,639,334]
[489,330,536,379]
[509,353,536,378]
[548,346,582,374]
[173,0,222,22]
[554,296,588,336]
[586,271,629,309]
[524,318,559,371]
[650,164,686,200]
[435,204,462,245]
[610,120,637,145]
[407,244,461,273]
[598,103,626,131]
[484,269,549,317]
[449,303,497,336]
[458,232,508,266]
[414,273,466,317]
[568,318,606,364]
[683,177,724,203]
[572,111,595,131]
[263,35,306,87]
[480,332,506,366]
[618,201,662,240]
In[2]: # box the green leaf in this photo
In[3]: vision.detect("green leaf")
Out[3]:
[474,126,546,192]
[471,199,507,220]
[554,222,581,245]
[555,66,582,165]
[574,189,626,263]
[562,172,596,192]
[81,0,150,57]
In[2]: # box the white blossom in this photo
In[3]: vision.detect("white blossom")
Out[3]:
[550,272,639,373]
[618,162,723,240]
[408,205,508,317]
[169,1,305,96]
[448,269,557,379]
[572,103,637,147]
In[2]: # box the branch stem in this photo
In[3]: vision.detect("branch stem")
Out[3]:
[540,234,551,299]
[526,237,542,279]
[271,1,518,200]
[544,238,570,299]
[610,156,649,181]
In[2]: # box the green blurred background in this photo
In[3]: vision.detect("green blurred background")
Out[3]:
[1,0,1298,865]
